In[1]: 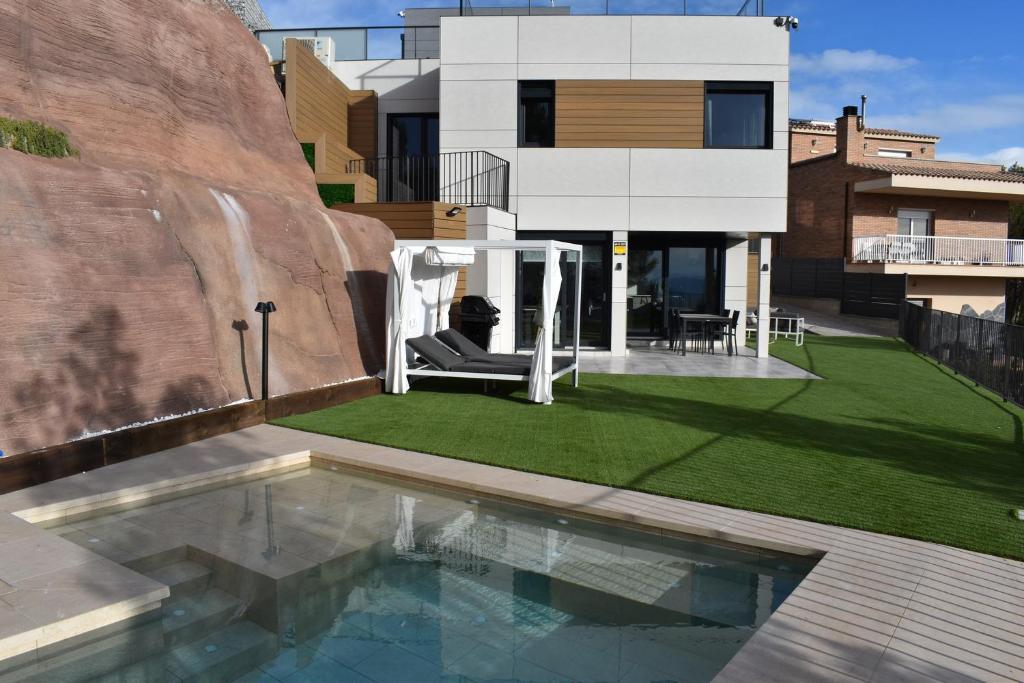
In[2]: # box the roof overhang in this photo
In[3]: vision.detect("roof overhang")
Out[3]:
[854,175,1024,201]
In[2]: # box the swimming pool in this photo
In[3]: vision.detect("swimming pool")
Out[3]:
[28,465,815,682]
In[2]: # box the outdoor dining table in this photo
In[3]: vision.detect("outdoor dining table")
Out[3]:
[674,312,733,356]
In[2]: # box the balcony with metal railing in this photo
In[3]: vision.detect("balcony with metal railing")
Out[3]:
[347,151,510,211]
[852,235,1024,268]
[256,0,766,61]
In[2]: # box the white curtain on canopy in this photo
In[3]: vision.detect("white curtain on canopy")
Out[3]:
[528,242,561,404]
[385,247,413,394]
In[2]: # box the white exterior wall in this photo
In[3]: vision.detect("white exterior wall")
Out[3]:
[464,206,517,353]
[331,59,440,157]
[438,15,790,233]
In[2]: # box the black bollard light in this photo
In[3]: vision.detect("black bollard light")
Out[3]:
[254,301,277,401]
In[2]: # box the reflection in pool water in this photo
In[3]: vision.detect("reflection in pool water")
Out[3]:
[27,467,814,683]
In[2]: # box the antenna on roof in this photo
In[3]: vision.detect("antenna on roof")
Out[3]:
[859,95,868,132]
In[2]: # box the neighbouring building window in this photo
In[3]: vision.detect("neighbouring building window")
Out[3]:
[878,148,912,158]
[704,82,772,149]
[897,209,933,236]
[519,81,555,148]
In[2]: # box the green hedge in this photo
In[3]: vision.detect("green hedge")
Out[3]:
[300,142,316,171]
[0,117,75,158]
[317,184,355,206]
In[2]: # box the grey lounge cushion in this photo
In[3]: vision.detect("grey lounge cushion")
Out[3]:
[436,328,488,359]
[407,335,465,371]
[436,329,573,369]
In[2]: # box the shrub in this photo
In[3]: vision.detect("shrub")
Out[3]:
[317,184,355,207]
[0,117,75,158]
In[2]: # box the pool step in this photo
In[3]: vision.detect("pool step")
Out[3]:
[162,588,243,648]
[165,621,277,683]
[145,560,212,600]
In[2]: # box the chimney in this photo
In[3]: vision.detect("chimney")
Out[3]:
[835,105,865,162]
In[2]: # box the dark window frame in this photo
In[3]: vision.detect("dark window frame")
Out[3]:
[703,81,773,150]
[518,81,556,148]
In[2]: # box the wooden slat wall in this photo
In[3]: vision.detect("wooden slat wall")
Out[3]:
[555,80,704,149]
[338,202,468,298]
[348,90,378,161]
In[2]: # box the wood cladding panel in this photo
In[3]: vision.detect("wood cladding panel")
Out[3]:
[555,80,704,149]
[337,202,467,298]
[348,90,378,161]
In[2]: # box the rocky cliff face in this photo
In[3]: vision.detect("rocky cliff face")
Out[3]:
[0,0,393,454]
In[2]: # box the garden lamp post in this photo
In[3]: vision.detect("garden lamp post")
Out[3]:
[254,301,277,401]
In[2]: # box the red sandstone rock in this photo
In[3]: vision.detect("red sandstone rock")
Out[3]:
[0,0,393,454]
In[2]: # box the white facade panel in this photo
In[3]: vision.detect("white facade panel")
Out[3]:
[629,197,786,232]
[516,196,630,231]
[629,63,788,82]
[628,149,788,199]
[630,17,788,66]
[516,16,632,65]
[517,149,630,197]
[440,16,518,64]
[517,63,631,80]
[440,63,518,81]
[440,80,518,131]
[439,130,517,149]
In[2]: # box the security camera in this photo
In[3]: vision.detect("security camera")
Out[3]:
[397,10,406,17]
[789,16,799,30]
[774,16,785,27]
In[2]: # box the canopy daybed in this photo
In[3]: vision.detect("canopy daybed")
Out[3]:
[384,239,583,404]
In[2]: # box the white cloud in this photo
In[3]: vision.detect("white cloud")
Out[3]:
[941,146,1024,167]
[872,95,1024,135]
[791,49,918,75]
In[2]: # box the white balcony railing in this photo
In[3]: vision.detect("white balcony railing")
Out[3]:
[852,234,1024,266]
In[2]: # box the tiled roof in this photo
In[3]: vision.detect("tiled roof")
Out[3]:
[789,119,940,140]
[851,161,1024,183]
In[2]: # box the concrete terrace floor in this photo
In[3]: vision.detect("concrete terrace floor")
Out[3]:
[0,424,1020,682]
[580,345,818,379]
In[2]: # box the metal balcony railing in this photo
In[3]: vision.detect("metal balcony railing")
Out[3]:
[347,151,510,211]
[256,1,765,61]
[852,234,1024,267]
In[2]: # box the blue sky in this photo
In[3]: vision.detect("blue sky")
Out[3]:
[260,0,1023,165]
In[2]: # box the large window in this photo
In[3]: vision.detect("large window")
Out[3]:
[704,82,772,149]
[518,81,555,148]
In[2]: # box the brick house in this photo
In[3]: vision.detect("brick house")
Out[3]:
[780,105,1024,319]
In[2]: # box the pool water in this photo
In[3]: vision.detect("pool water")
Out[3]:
[36,466,815,683]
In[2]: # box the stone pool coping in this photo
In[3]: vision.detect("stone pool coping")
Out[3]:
[0,423,1021,681]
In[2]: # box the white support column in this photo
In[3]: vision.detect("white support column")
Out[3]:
[610,230,628,357]
[756,236,772,358]
[723,238,749,344]
[573,247,582,387]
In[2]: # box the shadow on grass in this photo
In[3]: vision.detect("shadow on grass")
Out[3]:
[554,343,1022,502]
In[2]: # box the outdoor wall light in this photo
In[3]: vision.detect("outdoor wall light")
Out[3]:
[970,209,977,219]
[255,301,277,401]
[446,207,463,217]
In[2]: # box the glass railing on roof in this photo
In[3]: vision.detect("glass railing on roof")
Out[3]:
[256,0,765,62]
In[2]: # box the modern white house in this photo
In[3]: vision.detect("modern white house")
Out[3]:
[258,2,790,357]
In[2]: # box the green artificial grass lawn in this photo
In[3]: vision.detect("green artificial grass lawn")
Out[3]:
[274,336,1024,560]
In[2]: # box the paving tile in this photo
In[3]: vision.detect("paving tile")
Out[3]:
[4,559,165,625]
[0,531,97,584]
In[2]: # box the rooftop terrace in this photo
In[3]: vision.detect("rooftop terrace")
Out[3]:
[257,0,768,61]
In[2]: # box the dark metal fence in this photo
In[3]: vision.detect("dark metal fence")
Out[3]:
[772,257,906,319]
[348,151,510,211]
[900,301,1024,406]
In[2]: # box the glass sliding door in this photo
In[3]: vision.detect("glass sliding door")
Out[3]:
[385,113,439,202]
[626,235,724,340]
[667,247,720,314]
[626,249,664,336]
[516,233,610,350]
